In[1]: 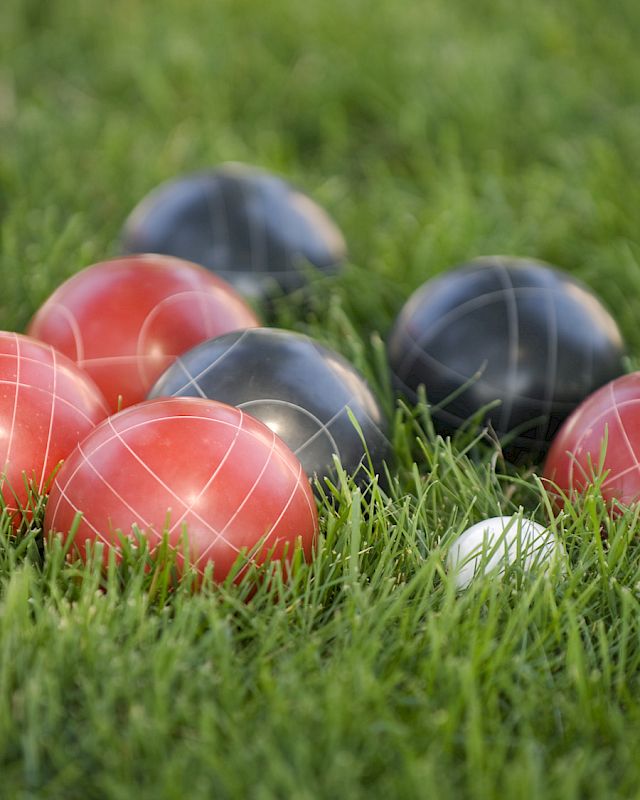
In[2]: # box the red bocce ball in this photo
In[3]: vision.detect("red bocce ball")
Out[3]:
[27,255,260,413]
[544,373,640,508]
[45,397,318,581]
[0,332,108,522]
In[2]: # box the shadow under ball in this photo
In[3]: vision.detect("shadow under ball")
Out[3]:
[120,163,347,305]
[148,328,390,488]
[387,257,625,458]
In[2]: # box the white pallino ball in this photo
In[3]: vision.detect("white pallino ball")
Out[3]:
[446,515,562,590]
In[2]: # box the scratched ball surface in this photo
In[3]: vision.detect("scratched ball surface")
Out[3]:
[27,255,260,413]
[120,163,347,304]
[148,328,390,488]
[544,372,640,509]
[45,397,318,581]
[0,332,108,522]
[387,257,625,459]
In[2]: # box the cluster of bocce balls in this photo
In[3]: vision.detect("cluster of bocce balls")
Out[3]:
[2,162,636,588]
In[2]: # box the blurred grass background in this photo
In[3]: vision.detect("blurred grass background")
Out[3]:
[2,0,640,798]
[2,0,639,340]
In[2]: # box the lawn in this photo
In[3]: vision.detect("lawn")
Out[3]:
[2,0,640,797]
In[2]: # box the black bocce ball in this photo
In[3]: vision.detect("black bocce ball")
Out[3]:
[387,256,625,458]
[148,328,390,488]
[120,163,346,305]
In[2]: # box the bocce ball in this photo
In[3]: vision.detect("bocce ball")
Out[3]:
[446,515,562,590]
[148,328,390,488]
[544,372,640,508]
[0,331,108,523]
[388,256,624,459]
[120,163,347,304]
[45,397,318,582]
[27,255,260,413]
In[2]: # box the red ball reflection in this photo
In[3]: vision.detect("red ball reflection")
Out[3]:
[0,332,108,522]
[45,397,318,581]
[544,373,640,508]
[27,255,260,412]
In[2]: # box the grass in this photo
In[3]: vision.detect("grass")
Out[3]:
[2,0,640,796]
